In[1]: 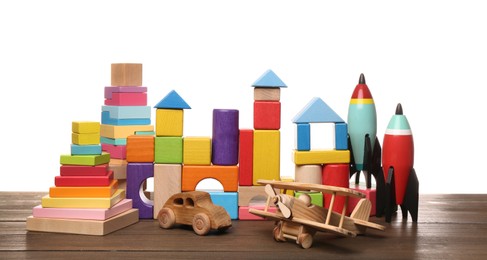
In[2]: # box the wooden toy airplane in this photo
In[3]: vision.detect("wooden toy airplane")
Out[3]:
[249,180,385,249]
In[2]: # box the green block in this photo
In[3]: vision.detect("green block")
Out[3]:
[155,137,183,163]
[295,191,323,207]
[60,152,110,166]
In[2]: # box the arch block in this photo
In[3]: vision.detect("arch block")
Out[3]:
[127,163,154,219]
[181,165,238,192]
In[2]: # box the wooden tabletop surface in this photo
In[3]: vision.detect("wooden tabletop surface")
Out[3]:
[1,192,487,259]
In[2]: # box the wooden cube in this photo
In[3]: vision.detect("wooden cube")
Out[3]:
[111,63,142,86]
[156,109,183,137]
[154,136,183,163]
[253,101,281,130]
[183,137,211,165]
[126,135,154,163]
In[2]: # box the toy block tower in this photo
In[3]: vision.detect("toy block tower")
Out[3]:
[292,97,350,212]
[26,121,139,236]
[152,90,190,219]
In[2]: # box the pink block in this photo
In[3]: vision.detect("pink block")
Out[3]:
[32,199,133,220]
[104,86,147,99]
[239,205,277,220]
[102,143,126,159]
[349,186,376,216]
[105,92,147,106]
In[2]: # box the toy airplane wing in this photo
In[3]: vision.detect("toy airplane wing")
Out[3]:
[257,180,365,199]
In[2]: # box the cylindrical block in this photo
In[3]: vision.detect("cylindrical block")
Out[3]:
[295,165,323,185]
[322,164,349,213]
[212,109,239,165]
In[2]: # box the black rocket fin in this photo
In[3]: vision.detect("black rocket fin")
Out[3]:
[401,168,419,222]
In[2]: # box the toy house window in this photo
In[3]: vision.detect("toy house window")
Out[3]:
[185,198,195,208]
[174,198,183,206]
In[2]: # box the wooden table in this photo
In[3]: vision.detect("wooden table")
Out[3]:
[1,192,487,259]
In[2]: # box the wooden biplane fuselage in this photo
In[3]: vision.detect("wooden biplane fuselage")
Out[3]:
[249,180,385,249]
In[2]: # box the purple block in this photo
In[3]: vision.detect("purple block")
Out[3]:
[212,109,239,165]
[126,163,154,219]
[104,86,147,99]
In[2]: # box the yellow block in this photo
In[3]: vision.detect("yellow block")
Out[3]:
[293,150,350,165]
[279,177,295,196]
[253,130,280,185]
[49,180,118,198]
[183,137,211,165]
[41,189,125,209]
[72,133,100,145]
[156,109,183,136]
[72,121,100,134]
[100,124,154,139]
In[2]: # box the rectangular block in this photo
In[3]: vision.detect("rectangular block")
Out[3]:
[27,208,139,236]
[33,199,133,220]
[101,111,151,126]
[109,159,127,179]
[102,105,151,119]
[254,87,280,101]
[72,133,100,145]
[295,123,310,151]
[60,164,108,176]
[183,137,212,165]
[41,189,125,209]
[126,135,154,163]
[335,123,348,150]
[101,124,153,139]
[156,109,183,136]
[55,171,113,187]
[111,63,142,86]
[101,143,126,159]
[105,86,147,99]
[253,101,281,130]
[72,121,100,134]
[154,164,182,219]
[50,180,118,198]
[253,130,280,185]
[238,129,253,186]
[182,165,238,192]
[105,92,147,106]
[293,150,350,165]
[239,205,277,220]
[135,131,155,135]
[60,152,110,166]
[71,144,102,155]
[154,136,183,164]
[238,185,279,206]
[209,192,238,220]
[100,136,127,146]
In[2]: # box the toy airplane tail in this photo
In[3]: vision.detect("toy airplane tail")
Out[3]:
[350,199,372,221]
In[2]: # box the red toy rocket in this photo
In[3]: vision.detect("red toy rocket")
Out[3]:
[381,103,419,222]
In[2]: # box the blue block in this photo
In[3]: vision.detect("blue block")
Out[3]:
[154,90,191,109]
[100,136,127,145]
[102,105,151,119]
[135,131,156,136]
[101,111,151,126]
[296,123,310,151]
[252,69,287,88]
[335,123,348,150]
[209,192,238,220]
[70,144,102,155]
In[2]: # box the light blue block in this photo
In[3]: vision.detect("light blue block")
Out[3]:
[135,131,156,136]
[100,137,127,146]
[70,144,102,155]
[101,111,151,126]
[296,123,310,151]
[252,69,287,88]
[335,123,348,150]
[154,90,191,109]
[292,97,344,123]
[102,106,151,119]
[209,192,238,220]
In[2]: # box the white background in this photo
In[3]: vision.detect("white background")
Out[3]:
[1,1,485,193]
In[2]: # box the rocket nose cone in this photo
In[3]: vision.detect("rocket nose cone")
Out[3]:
[396,103,403,115]
[359,73,366,84]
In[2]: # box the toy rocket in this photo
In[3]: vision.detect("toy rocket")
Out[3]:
[381,103,419,222]
[347,74,383,189]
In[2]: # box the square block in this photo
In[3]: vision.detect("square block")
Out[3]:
[295,191,323,207]
[72,133,100,145]
[109,159,127,179]
[253,130,280,185]
[111,63,142,86]
[254,87,280,101]
[154,136,183,163]
[126,135,154,163]
[253,101,281,130]
[70,144,102,155]
[295,123,310,151]
[156,109,183,136]
[105,92,147,106]
[349,185,377,216]
[183,137,212,165]
[209,192,238,220]
[72,121,100,134]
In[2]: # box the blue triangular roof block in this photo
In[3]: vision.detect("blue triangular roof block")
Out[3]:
[292,97,344,123]
[252,69,287,88]
[154,90,191,109]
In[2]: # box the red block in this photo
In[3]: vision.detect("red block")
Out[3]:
[253,101,280,130]
[104,92,147,106]
[322,164,349,214]
[60,164,109,176]
[238,129,253,186]
[101,143,126,159]
[349,186,376,216]
[55,171,114,187]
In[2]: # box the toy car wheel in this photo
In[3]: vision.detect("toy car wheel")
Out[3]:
[273,223,286,242]
[158,208,176,229]
[297,233,313,249]
[192,213,211,236]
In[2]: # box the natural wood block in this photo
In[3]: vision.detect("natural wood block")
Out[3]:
[60,152,110,166]
[72,133,100,145]
[72,121,100,134]
[238,185,279,207]
[238,129,253,186]
[182,165,238,192]
[153,164,182,219]
[156,109,183,137]
[252,130,280,185]
[101,143,126,159]
[183,137,212,165]
[109,159,127,179]
[292,150,350,165]
[27,208,139,236]
[55,171,113,187]
[111,63,142,86]
[253,101,281,130]
[101,124,154,139]
[295,165,323,186]
[254,87,280,101]
[41,189,125,209]
[50,180,118,198]
[105,92,147,106]
[32,199,133,220]
[126,135,154,163]
[60,164,108,176]
[154,136,183,164]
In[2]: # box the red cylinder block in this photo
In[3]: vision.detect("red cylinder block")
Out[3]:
[322,164,349,213]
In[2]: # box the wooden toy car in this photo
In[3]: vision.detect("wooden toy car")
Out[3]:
[157,191,232,235]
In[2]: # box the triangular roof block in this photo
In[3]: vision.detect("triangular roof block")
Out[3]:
[154,90,191,109]
[252,69,287,88]
[292,97,344,123]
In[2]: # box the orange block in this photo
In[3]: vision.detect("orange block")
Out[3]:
[49,180,118,198]
[126,135,154,163]
[182,165,238,192]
